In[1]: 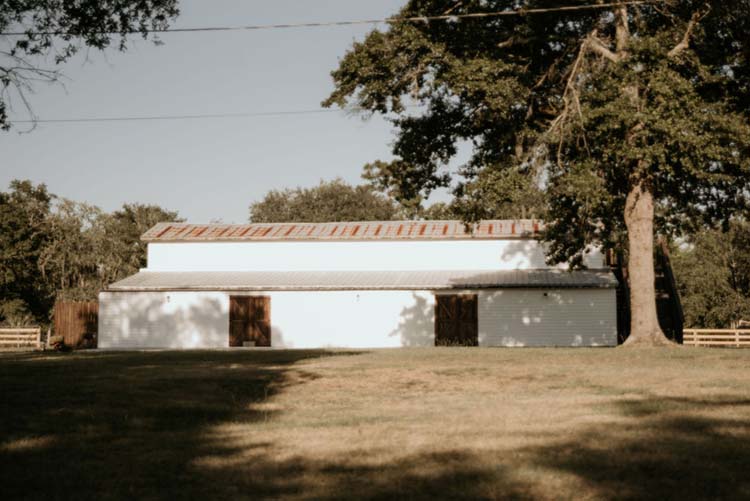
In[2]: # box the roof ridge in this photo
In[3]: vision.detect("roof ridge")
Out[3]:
[142,219,545,242]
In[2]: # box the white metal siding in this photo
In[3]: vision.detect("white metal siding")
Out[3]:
[478,289,617,347]
[146,240,605,272]
[99,288,615,349]
[98,290,435,349]
[98,291,230,349]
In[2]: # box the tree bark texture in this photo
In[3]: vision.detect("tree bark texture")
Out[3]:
[622,181,672,346]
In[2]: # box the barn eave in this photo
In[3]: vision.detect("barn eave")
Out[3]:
[105,269,618,292]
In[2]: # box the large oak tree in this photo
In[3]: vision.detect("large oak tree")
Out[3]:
[324,0,750,345]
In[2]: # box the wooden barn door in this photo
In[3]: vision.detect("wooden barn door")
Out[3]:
[229,296,271,347]
[435,294,478,346]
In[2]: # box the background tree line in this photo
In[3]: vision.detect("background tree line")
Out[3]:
[2,174,747,330]
[0,180,179,327]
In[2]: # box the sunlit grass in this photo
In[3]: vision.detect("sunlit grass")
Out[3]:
[1,347,749,499]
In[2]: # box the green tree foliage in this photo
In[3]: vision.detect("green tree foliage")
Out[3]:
[0,180,180,325]
[105,203,182,277]
[0,0,179,129]
[324,1,750,344]
[249,179,400,223]
[451,166,547,221]
[364,161,546,220]
[0,180,53,323]
[672,221,750,328]
[39,199,105,301]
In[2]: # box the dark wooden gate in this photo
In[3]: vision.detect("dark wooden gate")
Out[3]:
[229,296,271,347]
[435,294,478,346]
[54,301,98,349]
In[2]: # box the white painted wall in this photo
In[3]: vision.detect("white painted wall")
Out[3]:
[98,291,230,349]
[478,289,617,347]
[98,290,435,349]
[146,240,606,272]
[267,291,435,348]
[99,287,615,349]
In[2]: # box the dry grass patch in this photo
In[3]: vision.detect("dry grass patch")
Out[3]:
[1,348,749,499]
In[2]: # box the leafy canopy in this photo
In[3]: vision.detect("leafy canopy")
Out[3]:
[0,180,180,326]
[0,0,179,129]
[249,179,400,223]
[324,1,750,265]
[0,180,53,323]
[672,220,750,328]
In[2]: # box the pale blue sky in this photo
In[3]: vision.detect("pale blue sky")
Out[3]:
[0,0,428,223]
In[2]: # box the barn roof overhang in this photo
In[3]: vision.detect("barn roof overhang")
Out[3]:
[105,269,618,292]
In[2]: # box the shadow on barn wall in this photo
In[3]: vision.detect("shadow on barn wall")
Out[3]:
[477,288,616,347]
[499,239,549,269]
[497,238,604,269]
[390,293,435,347]
[1,352,749,499]
[271,326,289,348]
[100,293,228,348]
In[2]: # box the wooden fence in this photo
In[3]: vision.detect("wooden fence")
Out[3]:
[0,327,42,351]
[54,301,98,349]
[683,329,750,348]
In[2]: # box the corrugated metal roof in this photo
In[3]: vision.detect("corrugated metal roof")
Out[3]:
[141,219,544,242]
[107,269,617,291]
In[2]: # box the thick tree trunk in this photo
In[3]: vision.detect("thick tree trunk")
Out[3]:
[622,181,672,346]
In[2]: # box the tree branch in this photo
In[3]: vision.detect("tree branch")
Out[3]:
[587,32,621,63]
[614,5,630,56]
[497,36,532,49]
[668,6,710,58]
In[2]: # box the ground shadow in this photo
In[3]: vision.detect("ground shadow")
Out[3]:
[178,392,750,500]
[2,353,749,500]
[526,394,750,500]
[0,350,359,499]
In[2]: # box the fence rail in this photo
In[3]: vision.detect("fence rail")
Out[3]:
[0,327,42,350]
[683,329,750,348]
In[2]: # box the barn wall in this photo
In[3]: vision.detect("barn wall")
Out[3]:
[269,291,434,348]
[98,290,435,349]
[477,289,617,347]
[99,288,616,349]
[98,291,230,349]
[147,240,606,272]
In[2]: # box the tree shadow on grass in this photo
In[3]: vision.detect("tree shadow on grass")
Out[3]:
[2,352,749,500]
[187,449,526,500]
[528,394,750,500]
[185,393,750,500]
[0,350,360,500]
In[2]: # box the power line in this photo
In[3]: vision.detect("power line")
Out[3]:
[0,2,649,36]
[10,107,386,124]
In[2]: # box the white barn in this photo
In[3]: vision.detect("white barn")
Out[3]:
[98,220,618,349]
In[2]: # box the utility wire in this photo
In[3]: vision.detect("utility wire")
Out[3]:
[5,1,653,125]
[0,2,649,36]
[10,107,386,124]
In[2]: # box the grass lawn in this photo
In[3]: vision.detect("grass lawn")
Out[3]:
[1,347,749,500]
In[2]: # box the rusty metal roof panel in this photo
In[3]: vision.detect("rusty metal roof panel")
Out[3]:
[141,219,545,242]
[107,269,616,291]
